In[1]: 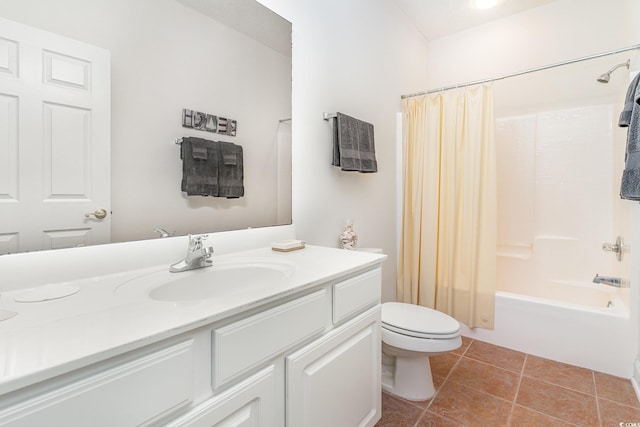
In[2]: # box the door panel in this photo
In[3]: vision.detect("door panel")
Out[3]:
[0,16,110,254]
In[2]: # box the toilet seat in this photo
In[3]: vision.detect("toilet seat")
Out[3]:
[382,302,461,339]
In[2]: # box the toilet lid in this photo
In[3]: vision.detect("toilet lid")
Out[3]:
[382,302,460,339]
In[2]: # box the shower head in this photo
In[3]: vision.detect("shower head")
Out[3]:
[597,59,630,83]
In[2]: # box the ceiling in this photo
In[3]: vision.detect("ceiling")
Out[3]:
[177,0,559,55]
[176,0,291,57]
[393,0,559,41]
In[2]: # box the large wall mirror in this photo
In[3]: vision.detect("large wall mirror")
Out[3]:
[0,0,292,255]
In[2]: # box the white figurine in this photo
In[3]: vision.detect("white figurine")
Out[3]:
[339,220,358,250]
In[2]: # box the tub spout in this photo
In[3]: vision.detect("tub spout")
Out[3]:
[592,274,629,288]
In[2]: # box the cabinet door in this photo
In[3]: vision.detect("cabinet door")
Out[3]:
[286,306,381,427]
[166,366,277,427]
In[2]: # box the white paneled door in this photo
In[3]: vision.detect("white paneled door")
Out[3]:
[0,17,110,254]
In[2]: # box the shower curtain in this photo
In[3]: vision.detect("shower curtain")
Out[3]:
[398,84,497,329]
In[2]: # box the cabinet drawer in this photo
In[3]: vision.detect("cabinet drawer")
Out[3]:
[212,289,327,388]
[333,268,381,324]
[0,340,195,427]
[166,365,276,427]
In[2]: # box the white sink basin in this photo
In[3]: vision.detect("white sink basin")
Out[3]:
[115,258,296,302]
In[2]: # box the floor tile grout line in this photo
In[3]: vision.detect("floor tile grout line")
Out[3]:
[440,373,519,406]
[598,395,640,410]
[413,346,474,427]
[515,374,603,425]
[411,407,429,427]
[462,345,527,374]
[426,348,465,409]
[381,390,425,412]
[520,371,600,398]
[413,344,470,427]
[593,370,603,427]
[511,359,601,427]
[442,349,526,406]
[510,403,584,427]
[506,353,528,426]
[396,394,430,411]
[413,407,461,427]
[457,337,473,357]
[517,355,600,397]
[457,352,526,375]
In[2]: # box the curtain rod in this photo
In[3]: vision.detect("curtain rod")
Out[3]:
[401,44,640,100]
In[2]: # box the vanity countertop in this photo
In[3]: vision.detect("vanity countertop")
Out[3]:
[0,245,386,396]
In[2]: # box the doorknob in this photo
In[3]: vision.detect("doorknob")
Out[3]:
[85,208,107,219]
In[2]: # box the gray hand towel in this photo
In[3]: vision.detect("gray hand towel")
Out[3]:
[223,152,238,166]
[181,137,219,196]
[332,112,377,173]
[620,73,640,127]
[191,138,208,160]
[619,73,640,200]
[218,141,244,198]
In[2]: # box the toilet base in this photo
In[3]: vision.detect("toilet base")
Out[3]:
[381,352,436,401]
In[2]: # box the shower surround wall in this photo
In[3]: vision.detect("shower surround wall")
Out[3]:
[488,103,634,377]
[496,104,616,292]
[452,102,635,378]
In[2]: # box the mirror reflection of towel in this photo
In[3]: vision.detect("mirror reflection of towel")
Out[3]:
[180,138,244,198]
[331,112,377,173]
[218,142,244,198]
[191,138,208,160]
[619,73,640,200]
[181,137,218,196]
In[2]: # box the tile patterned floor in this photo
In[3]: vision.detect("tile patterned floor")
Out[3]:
[376,337,640,427]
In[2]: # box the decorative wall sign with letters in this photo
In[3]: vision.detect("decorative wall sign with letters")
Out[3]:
[182,108,237,136]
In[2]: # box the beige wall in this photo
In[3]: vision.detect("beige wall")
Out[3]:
[426,0,636,115]
[257,0,431,302]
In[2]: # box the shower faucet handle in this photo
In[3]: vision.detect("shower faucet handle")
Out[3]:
[602,236,624,262]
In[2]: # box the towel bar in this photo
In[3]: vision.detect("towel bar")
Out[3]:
[175,137,184,145]
[323,112,337,121]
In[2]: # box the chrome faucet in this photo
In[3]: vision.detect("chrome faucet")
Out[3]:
[592,274,629,288]
[170,234,213,273]
[154,228,170,238]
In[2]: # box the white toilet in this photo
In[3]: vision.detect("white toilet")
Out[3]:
[381,302,462,401]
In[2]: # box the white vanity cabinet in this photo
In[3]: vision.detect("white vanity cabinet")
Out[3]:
[212,289,328,390]
[0,340,197,426]
[180,267,383,427]
[166,365,278,427]
[286,307,381,427]
[284,268,383,427]
[0,262,383,427]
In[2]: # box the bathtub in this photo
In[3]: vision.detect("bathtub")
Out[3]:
[461,280,634,378]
